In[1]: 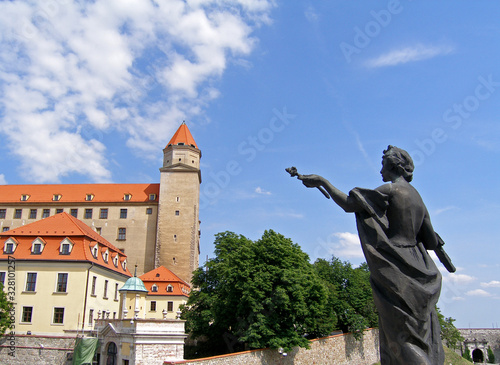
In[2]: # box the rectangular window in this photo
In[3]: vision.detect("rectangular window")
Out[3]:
[70,209,78,218]
[146,208,153,215]
[29,209,37,219]
[91,276,97,296]
[32,243,42,254]
[14,209,22,219]
[84,209,93,219]
[120,209,127,219]
[103,280,108,299]
[26,273,37,292]
[88,309,94,325]
[42,209,50,218]
[56,208,64,214]
[57,273,68,292]
[117,228,126,240]
[60,243,70,255]
[0,209,6,219]
[150,301,156,311]
[99,208,108,219]
[167,301,174,312]
[22,307,33,323]
[175,210,180,216]
[96,227,102,235]
[114,283,119,301]
[53,308,64,324]
[0,272,5,286]
[4,243,14,253]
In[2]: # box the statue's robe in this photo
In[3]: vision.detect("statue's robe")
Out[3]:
[350,187,444,365]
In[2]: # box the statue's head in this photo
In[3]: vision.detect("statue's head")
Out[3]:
[382,145,414,182]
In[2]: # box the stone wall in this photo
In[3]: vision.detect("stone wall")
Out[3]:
[458,328,500,361]
[165,329,380,365]
[0,334,75,365]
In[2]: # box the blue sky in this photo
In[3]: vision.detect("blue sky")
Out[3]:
[1,1,499,329]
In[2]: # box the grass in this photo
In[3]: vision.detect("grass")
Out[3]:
[371,346,473,365]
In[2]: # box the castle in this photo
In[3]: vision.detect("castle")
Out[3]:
[0,122,201,284]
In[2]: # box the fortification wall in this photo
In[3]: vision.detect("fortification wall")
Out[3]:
[0,334,75,365]
[166,328,380,365]
[458,328,500,361]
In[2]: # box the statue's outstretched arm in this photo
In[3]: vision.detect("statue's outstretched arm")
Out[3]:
[297,173,361,213]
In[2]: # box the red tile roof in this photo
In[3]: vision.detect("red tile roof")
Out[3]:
[0,212,131,277]
[139,265,190,297]
[167,123,198,149]
[0,183,159,204]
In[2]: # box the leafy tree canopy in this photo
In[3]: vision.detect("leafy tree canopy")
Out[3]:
[436,307,464,350]
[313,257,378,337]
[182,230,337,355]
[0,284,14,336]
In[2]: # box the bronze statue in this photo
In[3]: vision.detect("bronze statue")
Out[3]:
[287,146,454,365]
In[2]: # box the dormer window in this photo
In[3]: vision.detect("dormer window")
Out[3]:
[31,238,45,254]
[85,194,94,201]
[102,248,109,263]
[123,194,132,201]
[59,238,74,255]
[167,285,173,293]
[91,243,99,259]
[112,253,118,267]
[53,194,62,201]
[152,284,158,292]
[149,194,156,201]
[121,259,127,271]
[3,238,17,254]
[20,194,30,201]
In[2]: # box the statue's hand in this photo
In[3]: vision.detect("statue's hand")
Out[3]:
[298,174,324,188]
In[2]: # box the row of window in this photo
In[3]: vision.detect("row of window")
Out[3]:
[149,300,175,312]
[20,306,66,324]
[0,272,69,293]
[18,193,157,202]
[0,207,155,220]
[3,238,73,255]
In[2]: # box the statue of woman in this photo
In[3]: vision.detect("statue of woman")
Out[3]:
[297,146,444,365]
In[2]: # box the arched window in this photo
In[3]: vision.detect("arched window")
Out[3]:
[106,342,117,365]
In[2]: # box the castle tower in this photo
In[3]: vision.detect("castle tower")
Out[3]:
[155,123,201,284]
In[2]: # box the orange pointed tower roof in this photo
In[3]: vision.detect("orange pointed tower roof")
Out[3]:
[167,122,198,149]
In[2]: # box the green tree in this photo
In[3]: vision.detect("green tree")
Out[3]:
[436,307,463,350]
[0,284,14,335]
[462,347,472,362]
[182,230,337,356]
[313,257,378,338]
[487,346,495,363]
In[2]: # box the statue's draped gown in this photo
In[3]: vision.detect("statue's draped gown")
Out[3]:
[349,184,444,365]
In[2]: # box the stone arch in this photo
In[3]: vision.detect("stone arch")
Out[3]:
[472,348,484,363]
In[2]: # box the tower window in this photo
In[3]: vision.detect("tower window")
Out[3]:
[175,210,180,216]
[117,228,126,240]
[176,196,180,202]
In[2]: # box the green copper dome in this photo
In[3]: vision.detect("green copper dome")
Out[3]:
[119,276,148,293]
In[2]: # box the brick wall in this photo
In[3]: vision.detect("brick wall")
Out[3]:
[0,334,75,365]
[166,329,380,365]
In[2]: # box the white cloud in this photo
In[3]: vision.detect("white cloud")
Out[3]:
[0,174,6,184]
[366,44,454,68]
[466,289,492,297]
[0,0,274,182]
[481,280,500,288]
[255,186,271,195]
[442,272,476,285]
[319,232,364,259]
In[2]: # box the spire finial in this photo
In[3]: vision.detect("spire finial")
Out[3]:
[134,264,137,277]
